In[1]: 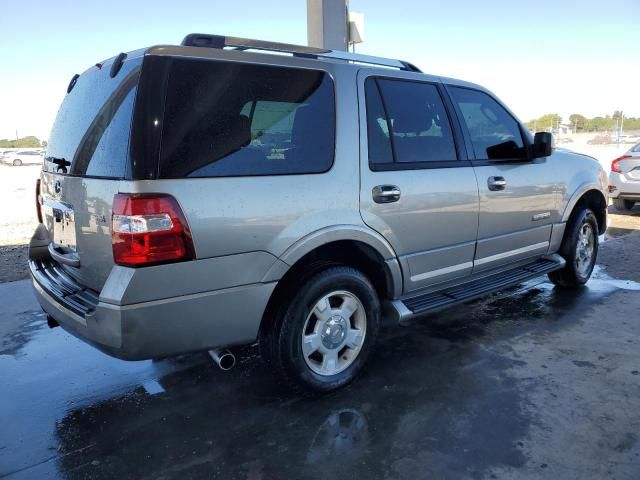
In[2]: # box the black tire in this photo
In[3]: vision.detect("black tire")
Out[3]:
[12,159,22,166]
[548,208,599,288]
[613,198,635,211]
[261,266,381,394]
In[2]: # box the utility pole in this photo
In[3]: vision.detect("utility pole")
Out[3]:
[307,0,349,50]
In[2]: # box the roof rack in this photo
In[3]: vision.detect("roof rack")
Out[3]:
[181,33,422,72]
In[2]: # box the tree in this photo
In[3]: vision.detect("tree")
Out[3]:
[569,114,588,132]
[0,136,43,148]
[525,113,561,132]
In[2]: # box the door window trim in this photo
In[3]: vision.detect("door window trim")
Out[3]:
[363,74,471,172]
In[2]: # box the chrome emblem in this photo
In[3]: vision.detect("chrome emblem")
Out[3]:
[54,180,61,194]
[532,212,551,221]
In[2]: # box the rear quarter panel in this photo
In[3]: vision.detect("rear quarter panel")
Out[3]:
[121,60,364,266]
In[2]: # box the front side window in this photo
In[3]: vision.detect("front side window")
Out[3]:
[160,59,335,178]
[365,77,457,167]
[450,87,525,160]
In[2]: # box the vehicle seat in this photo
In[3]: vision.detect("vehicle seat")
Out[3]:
[189,115,267,176]
[286,104,332,172]
[393,113,455,162]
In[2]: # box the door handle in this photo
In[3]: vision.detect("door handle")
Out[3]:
[488,176,507,191]
[372,185,401,203]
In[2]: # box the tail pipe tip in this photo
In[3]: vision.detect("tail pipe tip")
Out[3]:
[208,348,236,371]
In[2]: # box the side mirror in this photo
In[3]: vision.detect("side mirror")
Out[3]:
[531,132,553,159]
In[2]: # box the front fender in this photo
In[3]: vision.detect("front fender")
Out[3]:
[557,151,608,223]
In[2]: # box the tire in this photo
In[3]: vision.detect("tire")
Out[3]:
[12,159,22,166]
[261,266,381,394]
[613,198,635,211]
[548,208,599,288]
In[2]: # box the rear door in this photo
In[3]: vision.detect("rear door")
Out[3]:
[41,55,141,291]
[446,86,558,272]
[358,71,480,293]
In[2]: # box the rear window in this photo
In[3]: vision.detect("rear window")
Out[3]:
[159,59,335,178]
[45,57,141,177]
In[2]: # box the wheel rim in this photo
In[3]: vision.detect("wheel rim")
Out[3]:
[301,290,367,376]
[575,222,595,277]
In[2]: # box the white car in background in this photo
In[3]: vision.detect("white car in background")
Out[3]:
[1,150,43,166]
[609,142,640,210]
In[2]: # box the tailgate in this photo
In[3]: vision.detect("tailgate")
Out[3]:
[40,54,142,292]
[40,173,122,291]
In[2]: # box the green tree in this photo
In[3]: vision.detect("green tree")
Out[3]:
[525,113,561,132]
[0,136,43,148]
[569,114,588,132]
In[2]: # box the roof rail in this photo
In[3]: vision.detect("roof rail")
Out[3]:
[181,33,422,72]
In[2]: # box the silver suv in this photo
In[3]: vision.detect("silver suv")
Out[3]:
[30,34,608,393]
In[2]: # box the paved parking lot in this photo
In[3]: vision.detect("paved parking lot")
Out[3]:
[2,223,640,479]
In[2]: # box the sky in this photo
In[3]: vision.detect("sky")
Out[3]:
[0,0,638,141]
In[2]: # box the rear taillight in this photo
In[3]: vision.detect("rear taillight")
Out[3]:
[611,155,631,174]
[35,178,43,223]
[111,193,195,267]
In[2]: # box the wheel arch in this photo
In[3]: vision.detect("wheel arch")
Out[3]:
[259,227,403,338]
[562,185,607,234]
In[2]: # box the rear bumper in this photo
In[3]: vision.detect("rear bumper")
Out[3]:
[609,172,640,199]
[30,259,275,360]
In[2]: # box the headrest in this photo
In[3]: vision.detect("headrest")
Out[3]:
[291,106,314,147]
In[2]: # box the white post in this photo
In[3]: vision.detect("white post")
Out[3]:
[307,0,349,51]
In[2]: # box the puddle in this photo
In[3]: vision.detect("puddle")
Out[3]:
[587,265,640,293]
[142,379,166,395]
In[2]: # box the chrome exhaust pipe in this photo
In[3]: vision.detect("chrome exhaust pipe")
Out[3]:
[208,348,236,371]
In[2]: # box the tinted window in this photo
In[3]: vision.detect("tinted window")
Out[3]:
[365,79,393,165]
[83,87,137,177]
[366,78,457,165]
[160,59,335,178]
[450,87,525,160]
[632,143,640,153]
[45,58,141,177]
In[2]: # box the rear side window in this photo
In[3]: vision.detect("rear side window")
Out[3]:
[365,77,457,167]
[159,59,335,178]
[45,58,141,177]
[449,87,525,160]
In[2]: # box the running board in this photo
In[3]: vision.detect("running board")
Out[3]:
[391,255,565,322]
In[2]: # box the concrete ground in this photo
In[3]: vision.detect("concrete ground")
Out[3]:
[2,223,640,479]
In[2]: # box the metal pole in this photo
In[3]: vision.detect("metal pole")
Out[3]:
[307,0,349,51]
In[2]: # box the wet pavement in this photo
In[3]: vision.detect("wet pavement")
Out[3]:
[2,234,640,479]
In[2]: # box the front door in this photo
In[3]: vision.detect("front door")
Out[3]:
[446,85,558,272]
[358,71,480,293]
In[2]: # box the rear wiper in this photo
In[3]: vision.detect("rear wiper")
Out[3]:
[46,156,71,167]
